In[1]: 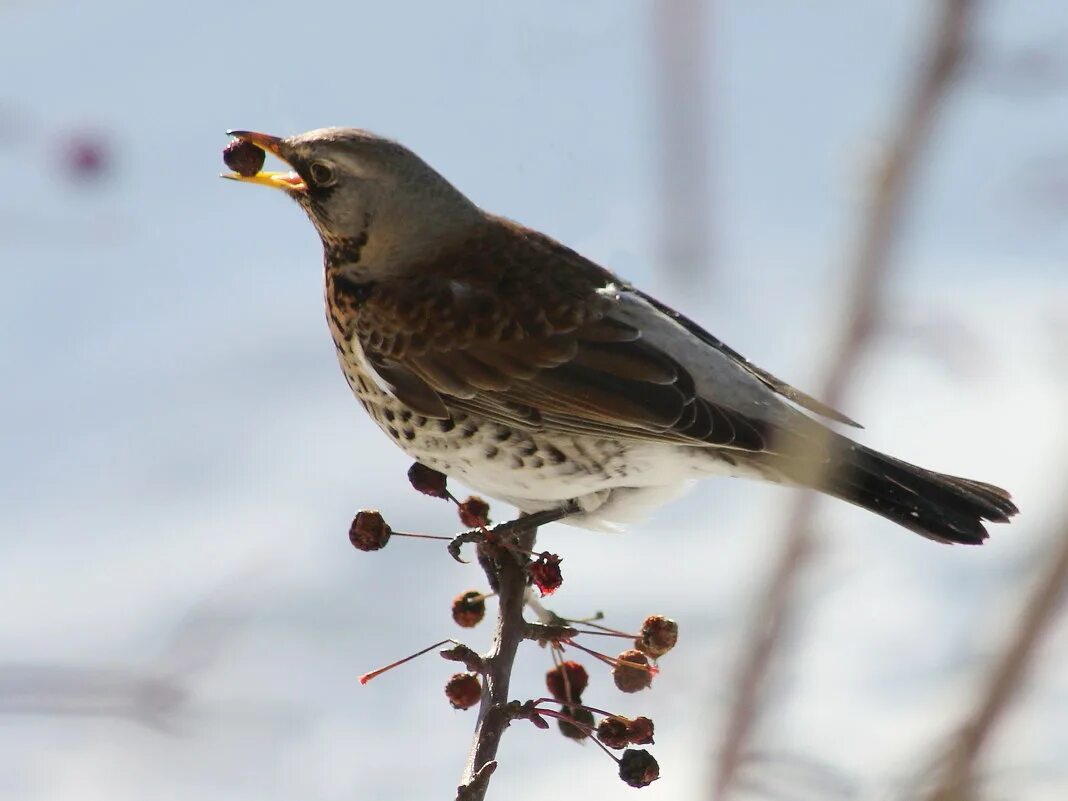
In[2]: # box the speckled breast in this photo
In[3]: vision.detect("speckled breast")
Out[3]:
[322,268,651,508]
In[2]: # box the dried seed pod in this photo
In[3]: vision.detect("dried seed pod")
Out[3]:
[596,715,631,750]
[528,552,563,596]
[627,715,655,745]
[557,705,594,741]
[407,462,449,499]
[223,139,264,177]
[618,748,659,788]
[545,660,588,704]
[444,672,482,710]
[612,649,653,693]
[636,615,678,658]
[349,510,391,551]
[451,590,486,628]
[458,496,490,527]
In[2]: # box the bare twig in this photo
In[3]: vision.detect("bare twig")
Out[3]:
[920,516,1068,800]
[455,521,541,801]
[441,644,487,675]
[449,506,573,564]
[711,2,978,798]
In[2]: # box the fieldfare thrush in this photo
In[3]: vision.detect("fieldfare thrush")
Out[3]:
[223,127,1017,544]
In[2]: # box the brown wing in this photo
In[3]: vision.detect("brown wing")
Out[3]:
[352,219,775,453]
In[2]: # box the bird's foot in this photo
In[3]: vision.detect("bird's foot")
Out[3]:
[446,503,580,564]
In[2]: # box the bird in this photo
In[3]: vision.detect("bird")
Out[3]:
[222,127,1017,544]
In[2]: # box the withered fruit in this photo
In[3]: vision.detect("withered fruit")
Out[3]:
[223,139,264,177]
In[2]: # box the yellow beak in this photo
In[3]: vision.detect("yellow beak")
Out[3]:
[221,130,306,191]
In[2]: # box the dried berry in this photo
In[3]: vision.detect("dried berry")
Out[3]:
[349,510,391,551]
[444,672,482,710]
[618,748,659,788]
[528,552,563,596]
[612,649,653,694]
[597,715,631,750]
[407,462,449,499]
[223,138,264,177]
[636,615,678,658]
[545,660,588,704]
[627,716,655,745]
[557,705,594,741]
[458,496,490,528]
[451,590,486,628]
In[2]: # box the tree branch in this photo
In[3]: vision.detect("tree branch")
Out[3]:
[455,521,540,801]
[711,2,978,798]
[921,513,1068,800]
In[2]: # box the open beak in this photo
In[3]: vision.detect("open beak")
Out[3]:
[221,130,307,191]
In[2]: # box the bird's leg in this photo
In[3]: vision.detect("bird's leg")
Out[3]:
[447,502,580,564]
[464,504,580,593]
[475,546,502,595]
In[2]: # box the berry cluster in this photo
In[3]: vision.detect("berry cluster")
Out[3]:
[350,462,680,790]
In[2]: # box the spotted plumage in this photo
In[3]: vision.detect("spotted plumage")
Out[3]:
[224,127,1018,543]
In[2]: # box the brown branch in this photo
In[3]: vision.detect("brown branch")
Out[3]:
[921,516,1068,800]
[441,644,486,675]
[455,521,540,801]
[711,2,978,798]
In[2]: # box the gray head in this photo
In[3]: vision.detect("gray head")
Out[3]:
[224,127,482,279]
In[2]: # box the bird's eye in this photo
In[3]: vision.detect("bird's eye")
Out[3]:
[307,161,336,187]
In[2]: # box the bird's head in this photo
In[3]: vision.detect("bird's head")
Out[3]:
[223,127,481,280]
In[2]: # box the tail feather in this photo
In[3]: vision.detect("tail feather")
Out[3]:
[813,443,1018,544]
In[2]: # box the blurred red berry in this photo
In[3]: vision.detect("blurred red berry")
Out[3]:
[557,705,594,741]
[636,615,678,658]
[61,133,110,181]
[458,496,490,527]
[444,672,482,710]
[222,138,265,177]
[528,552,563,595]
[612,649,653,693]
[451,590,486,628]
[546,660,588,703]
[618,748,659,788]
[349,510,391,551]
[407,462,449,499]
[597,715,630,750]
[627,716,655,745]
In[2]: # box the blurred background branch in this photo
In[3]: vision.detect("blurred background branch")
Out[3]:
[0,570,256,732]
[0,663,188,731]
[712,1,979,797]
[651,0,714,289]
[920,508,1068,801]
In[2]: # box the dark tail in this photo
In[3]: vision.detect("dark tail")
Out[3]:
[810,442,1018,544]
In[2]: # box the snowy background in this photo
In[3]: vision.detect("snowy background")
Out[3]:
[1,1,1066,799]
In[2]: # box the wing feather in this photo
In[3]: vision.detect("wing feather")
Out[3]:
[347,218,840,455]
